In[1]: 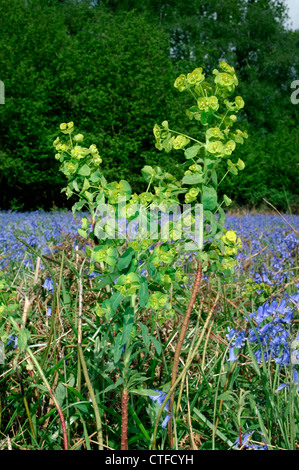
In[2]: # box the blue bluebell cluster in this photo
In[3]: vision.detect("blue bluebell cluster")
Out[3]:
[227,296,298,366]
[149,389,172,428]
[224,213,299,378]
[224,213,299,283]
[0,210,83,269]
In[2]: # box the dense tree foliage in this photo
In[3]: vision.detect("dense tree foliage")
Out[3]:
[0,0,298,211]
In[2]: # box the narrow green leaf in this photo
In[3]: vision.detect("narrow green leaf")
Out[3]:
[138,322,151,349]
[138,277,149,308]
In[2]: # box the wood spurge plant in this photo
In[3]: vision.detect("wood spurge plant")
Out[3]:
[50,62,247,448]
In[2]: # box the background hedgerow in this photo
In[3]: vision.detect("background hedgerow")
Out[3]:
[0,0,298,212]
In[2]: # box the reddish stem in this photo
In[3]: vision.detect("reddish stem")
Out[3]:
[239,425,243,450]
[121,388,129,450]
[168,262,202,447]
[49,389,69,450]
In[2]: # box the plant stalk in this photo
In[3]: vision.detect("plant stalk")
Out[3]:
[168,261,202,447]
[121,388,129,450]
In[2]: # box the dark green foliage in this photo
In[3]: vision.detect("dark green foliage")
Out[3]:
[0,0,180,209]
[0,0,298,211]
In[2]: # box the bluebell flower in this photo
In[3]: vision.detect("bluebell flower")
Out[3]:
[226,327,236,341]
[233,431,268,450]
[226,328,246,361]
[43,277,54,293]
[149,389,172,428]
[161,413,172,429]
[7,335,18,349]
[228,347,239,362]
[149,389,169,408]
[46,307,52,317]
[87,270,102,279]
[275,367,299,393]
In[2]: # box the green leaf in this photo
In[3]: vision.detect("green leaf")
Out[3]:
[90,170,102,182]
[109,290,124,313]
[182,172,204,185]
[102,376,124,394]
[184,143,201,159]
[18,328,30,352]
[202,185,217,210]
[55,382,67,407]
[217,391,236,402]
[130,388,160,397]
[72,179,80,192]
[94,219,107,241]
[77,228,88,239]
[117,247,134,271]
[138,277,149,308]
[204,210,218,236]
[141,165,155,183]
[78,164,91,176]
[72,199,86,215]
[113,333,124,364]
[121,307,134,346]
[98,271,120,288]
[218,206,226,226]
[84,190,94,202]
[138,322,151,349]
[150,336,162,355]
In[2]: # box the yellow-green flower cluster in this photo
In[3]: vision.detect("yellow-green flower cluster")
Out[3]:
[207,229,243,273]
[224,96,245,112]
[213,61,238,95]
[220,229,243,258]
[197,95,219,113]
[153,122,189,153]
[53,122,103,188]
[115,272,141,297]
[172,134,190,149]
[174,67,205,91]
[91,245,117,265]
[185,187,200,203]
[146,292,169,310]
[60,121,74,134]
[106,180,132,204]
[150,244,176,267]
